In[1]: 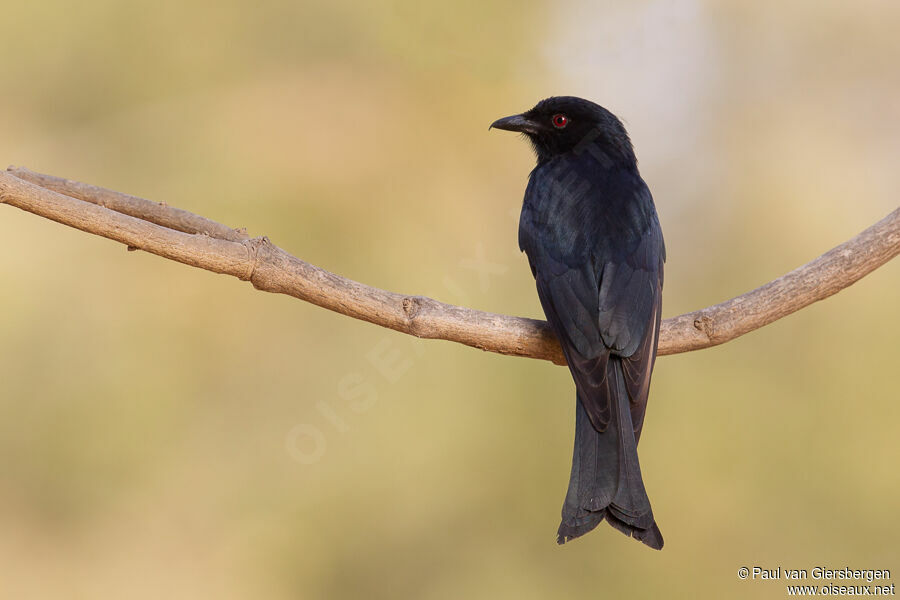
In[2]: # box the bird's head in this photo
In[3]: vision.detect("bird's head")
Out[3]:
[490,96,635,165]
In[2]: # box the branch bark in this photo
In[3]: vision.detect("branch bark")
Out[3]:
[2,166,898,365]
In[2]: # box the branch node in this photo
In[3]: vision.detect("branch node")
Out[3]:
[402,296,423,325]
[693,314,715,340]
[241,236,270,283]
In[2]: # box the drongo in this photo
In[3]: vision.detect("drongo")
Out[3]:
[491,97,666,549]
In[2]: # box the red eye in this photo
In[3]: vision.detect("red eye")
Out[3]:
[552,114,568,128]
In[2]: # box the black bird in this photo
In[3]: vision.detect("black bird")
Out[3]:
[491,97,666,549]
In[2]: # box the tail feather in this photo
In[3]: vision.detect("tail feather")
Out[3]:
[557,358,662,550]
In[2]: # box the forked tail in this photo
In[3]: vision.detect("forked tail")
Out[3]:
[557,358,663,550]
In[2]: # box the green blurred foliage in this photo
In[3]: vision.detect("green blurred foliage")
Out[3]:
[0,0,898,598]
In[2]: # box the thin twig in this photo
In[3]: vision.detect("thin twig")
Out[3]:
[9,167,248,242]
[2,167,898,364]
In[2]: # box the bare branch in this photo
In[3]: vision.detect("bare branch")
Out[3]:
[2,167,898,364]
[9,167,249,242]
[662,209,899,353]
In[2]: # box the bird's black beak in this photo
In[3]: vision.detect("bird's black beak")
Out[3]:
[489,113,539,134]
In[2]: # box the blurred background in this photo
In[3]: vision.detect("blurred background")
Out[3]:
[1,0,898,598]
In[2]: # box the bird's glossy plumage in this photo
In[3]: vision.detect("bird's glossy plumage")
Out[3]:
[493,96,666,549]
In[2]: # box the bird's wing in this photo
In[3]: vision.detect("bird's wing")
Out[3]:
[519,162,665,434]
